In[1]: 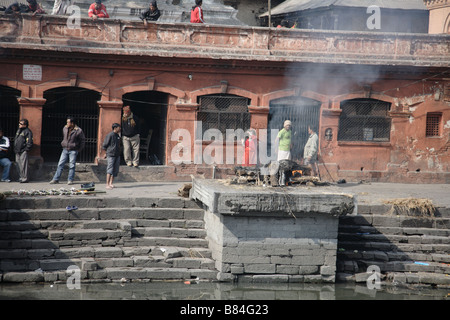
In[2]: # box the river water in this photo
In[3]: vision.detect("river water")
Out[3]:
[0,281,448,300]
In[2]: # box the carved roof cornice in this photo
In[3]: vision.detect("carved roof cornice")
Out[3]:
[423,0,450,9]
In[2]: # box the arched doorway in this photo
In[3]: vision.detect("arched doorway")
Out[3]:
[0,85,20,161]
[42,87,100,163]
[122,91,168,165]
[268,96,321,161]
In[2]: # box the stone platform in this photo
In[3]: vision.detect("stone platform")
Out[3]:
[190,178,355,282]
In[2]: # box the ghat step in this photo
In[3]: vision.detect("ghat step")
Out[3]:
[0,196,218,282]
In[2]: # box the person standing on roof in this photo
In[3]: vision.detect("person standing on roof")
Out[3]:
[88,0,109,19]
[190,0,204,23]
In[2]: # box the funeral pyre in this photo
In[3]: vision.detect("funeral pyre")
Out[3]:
[227,160,329,187]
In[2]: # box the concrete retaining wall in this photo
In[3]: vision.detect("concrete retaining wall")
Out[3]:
[191,178,354,282]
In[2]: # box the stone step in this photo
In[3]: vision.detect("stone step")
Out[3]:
[338,238,450,253]
[129,219,204,229]
[356,205,450,218]
[0,266,218,282]
[0,245,216,272]
[338,249,449,264]
[125,236,209,248]
[339,214,450,229]
[0,218,205,232]
[338,225,450,237]
[386,272,450,286]
[338,232,450,247]
[337,271,450,287]
[131,227,207,239]
[337,259,450,274]
[0,196,201,210]
[0,208,204,222]
[48,228,129,242]
[0,245,213,262]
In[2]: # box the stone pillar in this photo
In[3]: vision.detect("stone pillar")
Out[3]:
[248,105,269,130]
[423,0,450,34]
[17,98,46,158]
[319,107,342,181]
[191,178,354,283]
[97,100,123,163]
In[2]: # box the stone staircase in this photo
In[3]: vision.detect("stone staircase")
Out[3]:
[336,205,450,287]
[0,196,218,283]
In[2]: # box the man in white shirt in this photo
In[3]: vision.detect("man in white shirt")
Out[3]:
[304,125,319,176]
[0,128,12,182]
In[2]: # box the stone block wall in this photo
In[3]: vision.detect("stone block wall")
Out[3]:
[204,210,339,282]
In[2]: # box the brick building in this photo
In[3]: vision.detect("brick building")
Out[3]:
[0,2,449,183]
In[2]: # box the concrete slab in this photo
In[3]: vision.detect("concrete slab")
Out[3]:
[190,178,355,216]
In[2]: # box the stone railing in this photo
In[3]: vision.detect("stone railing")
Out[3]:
[1,13,449,67]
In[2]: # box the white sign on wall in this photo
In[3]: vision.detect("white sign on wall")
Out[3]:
[23,64,42,81]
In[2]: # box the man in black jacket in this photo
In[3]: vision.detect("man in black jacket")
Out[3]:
[140,1,161,26]
[50,117,86,185]
[14,119,33,183]
[121,105,140,167]
[102,123,121,189]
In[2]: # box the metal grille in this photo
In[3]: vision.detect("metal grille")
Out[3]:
[268,96,321,161]
[338,99,391,142]
[42,87,100,163]
[0,85,20,161]
[426,113,441,137]
[197,95,251,138]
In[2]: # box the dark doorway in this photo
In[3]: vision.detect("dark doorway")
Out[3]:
[42,87,100,163]
[122,91,168,165]
[268,96,321,161]
[0,85,20,161]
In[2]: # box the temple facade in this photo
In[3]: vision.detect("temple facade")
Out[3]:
[0,2,449,183]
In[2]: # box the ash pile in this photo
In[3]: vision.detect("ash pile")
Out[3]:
[229,160,330,187]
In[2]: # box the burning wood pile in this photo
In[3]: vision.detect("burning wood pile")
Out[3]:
[228,160,329,187]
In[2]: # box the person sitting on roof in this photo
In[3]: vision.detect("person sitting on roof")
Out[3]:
[140,1,161,26]
[88,0,109,20]
[5,2,24,15]
[26,0,46,16]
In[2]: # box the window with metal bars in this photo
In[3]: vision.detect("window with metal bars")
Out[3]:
[426,113,441,137]
[197,94,251,139]
[338,98,391,142]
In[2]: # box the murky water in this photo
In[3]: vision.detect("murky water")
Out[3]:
[0,281,447,300]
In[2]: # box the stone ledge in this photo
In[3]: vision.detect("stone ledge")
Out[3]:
[190,178,355,216]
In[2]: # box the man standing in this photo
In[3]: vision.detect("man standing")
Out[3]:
[102,123,121,190]
[276,120,292,161]
[14,119,33,183]
[121,105,140,167]
[304,125,319,176]
[50,117,85,185]
[0,128,11,183]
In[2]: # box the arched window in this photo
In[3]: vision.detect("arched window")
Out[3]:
[338,98,391,142]
[197,94,250,138]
